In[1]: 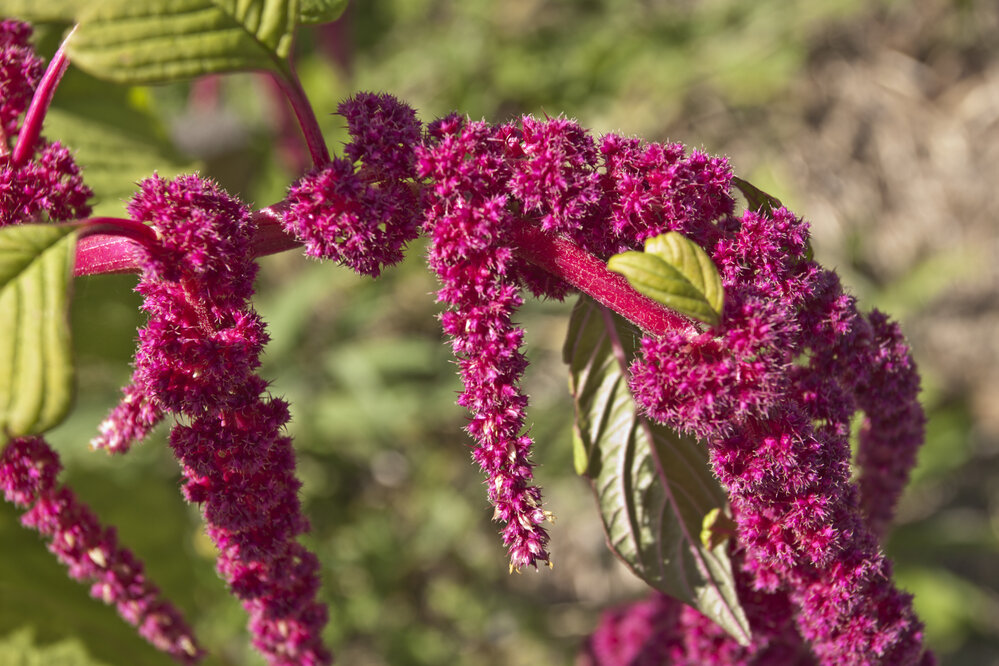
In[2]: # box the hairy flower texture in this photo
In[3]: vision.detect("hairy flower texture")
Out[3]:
[628,200,930,663]
[101,174,331,665]
[587,134,734,257]
[282,93,420,276]
[507,115,601,234]
[853,310,925,537]
[0,437,202,663]
[0,20,91,227]
[417,114,551,570]
[0,19,43,142]
[91,381,164,454]
[0,138,92,226]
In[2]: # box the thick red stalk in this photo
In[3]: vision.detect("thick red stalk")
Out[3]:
[12,26,73,166]
[510,222,691,337]
[270,69,331,168]
[72,209,687,338]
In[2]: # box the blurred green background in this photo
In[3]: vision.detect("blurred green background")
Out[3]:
[3,0,999,663]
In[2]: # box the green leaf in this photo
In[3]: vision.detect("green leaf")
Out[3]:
[46,73,197,217]
[0,0,81,21]
[67,0,299,84]
[732,176,783,216]
[563,296,750,645]
[0,224,78,443]
[0,628,111,666]
[607,231,724,326]
[298,0,348,25]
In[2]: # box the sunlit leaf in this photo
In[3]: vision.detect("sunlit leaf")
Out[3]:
[46,83,196,217]
[0,224,77,443]
[563,296,750,644]
[0,0,81,21]
[67,0,299,84]
[607,231,724,326]
[298,0,348,25]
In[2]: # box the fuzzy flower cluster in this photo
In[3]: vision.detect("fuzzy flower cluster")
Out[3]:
[624,200,930,662]
[0,20,91,227]
[417,114,552,569]
[282,92,421,276]
[96,175,330,665]
[410,112,927,661]
[0,437,202,662]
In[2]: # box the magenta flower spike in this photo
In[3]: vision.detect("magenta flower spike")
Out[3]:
[107,174,332,665]
[282,92,421,276]
[0,19,43,147]
[626,202,930,663]
[417,114,553,570]
[0,22,934,659]
[0,437,203,663]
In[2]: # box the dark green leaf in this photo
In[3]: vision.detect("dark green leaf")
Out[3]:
[607,231,724,326]
[298,0,348,25]
[0,224,77,443]
[67,0,299,84]
[732,176,783,216]
[563,296,750,644]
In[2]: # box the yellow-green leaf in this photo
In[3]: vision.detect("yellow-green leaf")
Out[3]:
[298,0,347,25]
[607,231,724,326]
[67,0,299,84]
[0,224,78,443]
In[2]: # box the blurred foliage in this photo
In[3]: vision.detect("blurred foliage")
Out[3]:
[2,0,997,664]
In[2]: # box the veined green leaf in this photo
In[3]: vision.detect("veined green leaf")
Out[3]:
[607,231,724,326]
[67,0,299,84]
[0,0,81,21]
[563,296,750,644]
[46,76,197,217]
[0,224,78,443]
[298,0,347,25]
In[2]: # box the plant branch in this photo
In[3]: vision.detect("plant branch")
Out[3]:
[72,206,686,337]
[13,26,74,166]
[270,68,330,169]
[511,223,691,337]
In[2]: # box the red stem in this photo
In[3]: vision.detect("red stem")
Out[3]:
[270,68,330,169]
[73,208,301,277]
[72,208,687,337]
[13,26,74,166]
[510,223,690,337]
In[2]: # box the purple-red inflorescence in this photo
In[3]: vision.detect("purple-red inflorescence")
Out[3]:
[626,196,930,663]
[417,114,552,570]
[98,174,331,665]
[0,20,91,228]
[0,19,42,141]
[282,92,421,276]
[0,437,203,662]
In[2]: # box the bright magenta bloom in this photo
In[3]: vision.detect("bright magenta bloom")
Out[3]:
[100,175,331,665]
